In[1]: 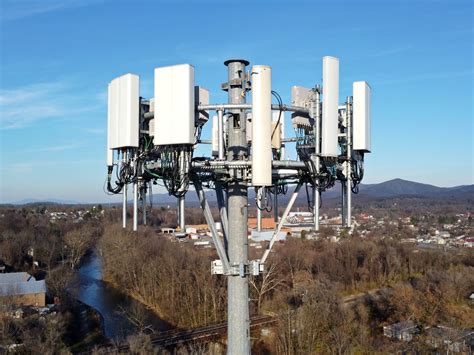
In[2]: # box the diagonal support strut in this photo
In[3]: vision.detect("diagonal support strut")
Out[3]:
[215,184,229,253]
[193,178,231,274]
[260,181,303,265]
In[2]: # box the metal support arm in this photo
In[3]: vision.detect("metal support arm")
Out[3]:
[193,178,231,274]
[215,185,229,247]
[143,103,309,119]
[260,181,302,265]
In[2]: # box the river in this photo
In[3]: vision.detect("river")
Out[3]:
[70,250,172,341]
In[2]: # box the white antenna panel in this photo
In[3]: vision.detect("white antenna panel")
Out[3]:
[280,110,285,158]
[154,64,195,145]
[246,112,252,142]
[251,65,272,186]
[321,56,339,157]
[278,110,285,139]
[107,146,113,167]
[352,81,371,152]
[149,119,155,137]
[148,98,155,137]
[211,115,218,156]
[291,86,312,129]
[271,111,283,149]
[107,73,139,149]
[195,86,209,125]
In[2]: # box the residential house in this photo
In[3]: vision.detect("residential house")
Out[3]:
[0,272,46,307]
[383,320,419,342]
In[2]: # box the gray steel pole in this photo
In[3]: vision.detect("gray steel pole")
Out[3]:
[142,183,147,225]
[341,181,347,226]
[216,185,229,249]
[314,89,321,231]
[346,97,352,228]
[273,187,278,223]
[257,188,262,232]
[218,109,225,160]
[261,182,302,264]
[143,104,308,120]
[133,180,138,232]
[194,180,231,273]
[224,59,250,355]
[191,159,306,169]
[178,195,185,230]
[122,150,127,229]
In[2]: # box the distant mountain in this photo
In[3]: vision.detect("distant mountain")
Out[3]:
[317,178,473,201]
[5,179,472,206]
[149,178,473,206]
[7,198,79,206]
[358,179,474,199]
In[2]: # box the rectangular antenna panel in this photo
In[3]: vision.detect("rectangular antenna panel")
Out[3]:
[246,112,252,142]
[148,98,155,137]
[211,115,218,156]
[195,86,209,125]
[107,73,139,149]
[154,64,195,145]
[291,86,312,129]
[280,109,286,158]
[251,65,272,186]
[352,81,371,152]
[107,82,115,165]
[271,111,283,149]
[107,146,113,166]
[280,110,285,138]
[148,119,155,137]
[321,56,339,157]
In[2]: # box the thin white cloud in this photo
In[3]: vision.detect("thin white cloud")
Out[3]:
[292,44,413,65]
[0,0,107,22]
[4,158,102,174]
[84,127,105,135]
[0,80,102,129]
[374,70,474,86]
[25,144,82,153]
[0,82,64,105]
[7,162,36,174]
[372,45,413,58]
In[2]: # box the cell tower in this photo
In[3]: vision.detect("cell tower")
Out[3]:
[105,57,371,353]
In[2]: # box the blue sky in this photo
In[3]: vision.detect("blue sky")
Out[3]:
[0,0,472,203]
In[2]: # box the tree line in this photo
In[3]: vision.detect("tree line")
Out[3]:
[98,221,473,353]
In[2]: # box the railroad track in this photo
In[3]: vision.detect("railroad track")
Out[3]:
[149,315,275,347]
[101,315,276,352]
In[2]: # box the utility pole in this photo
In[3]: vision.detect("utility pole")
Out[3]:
[122,150,127,229]
[257,187,262,232]
[142,183,147,225]
[105,57,372,354]
[224,59,251,355]
[346,96,352,228]
[313,87,321,231]
[178,195,185,230]
[133,180,138,231]
[273,188,278,223]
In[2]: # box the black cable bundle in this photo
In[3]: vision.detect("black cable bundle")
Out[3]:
[271,90,283,140]
[255,187,273,213]
[351,154,364,193]
[157,145,193,198]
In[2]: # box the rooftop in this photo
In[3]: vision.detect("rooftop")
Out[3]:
[0,272,46,297]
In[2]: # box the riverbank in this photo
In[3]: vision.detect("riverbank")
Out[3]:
[65,299,108,352]
[100,273,173,327]
[72,249,173,341]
